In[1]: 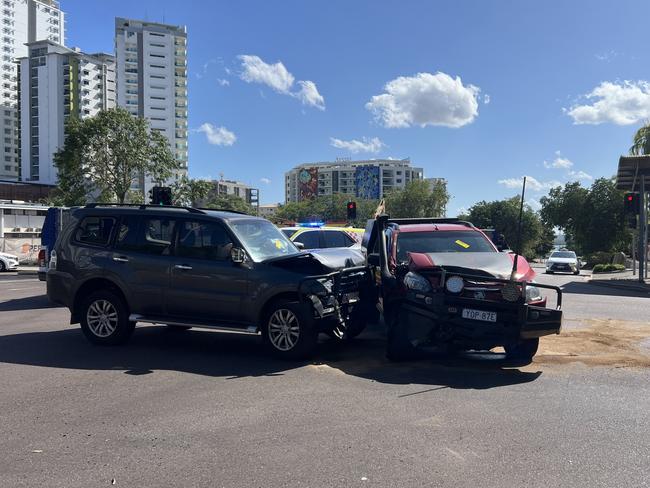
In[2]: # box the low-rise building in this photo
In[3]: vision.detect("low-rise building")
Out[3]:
[285,158,424,203]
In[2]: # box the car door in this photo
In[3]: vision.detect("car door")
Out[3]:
[107,214,176,318]
[167,219,248,324]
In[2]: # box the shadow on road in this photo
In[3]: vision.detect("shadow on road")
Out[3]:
[0,324,541,391]
[0,294,62,312]
[561,281,650,298]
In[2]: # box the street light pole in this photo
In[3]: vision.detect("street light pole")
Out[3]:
[639,177,646,283]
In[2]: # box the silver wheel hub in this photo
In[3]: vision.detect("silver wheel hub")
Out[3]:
[86,299,118,338]
[268,309,300,351]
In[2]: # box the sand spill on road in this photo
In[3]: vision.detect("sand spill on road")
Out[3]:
[535,319,650,368]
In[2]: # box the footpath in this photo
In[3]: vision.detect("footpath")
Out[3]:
[588,269,650,294]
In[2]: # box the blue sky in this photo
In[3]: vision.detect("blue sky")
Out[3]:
[66,0,650,211]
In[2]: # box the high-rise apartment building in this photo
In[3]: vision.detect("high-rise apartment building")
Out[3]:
[114,18,188,197]
[18,41,115,184]
[285,158,424,203]
[1,0,64,180]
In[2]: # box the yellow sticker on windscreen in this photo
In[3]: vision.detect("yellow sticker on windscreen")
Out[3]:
[455,239,470,249]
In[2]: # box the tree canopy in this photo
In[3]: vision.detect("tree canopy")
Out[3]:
[170,175,213,207]
[460,197,552,259]
[539,178,630,255]
[630,123,650,156]
[53,108,179,204]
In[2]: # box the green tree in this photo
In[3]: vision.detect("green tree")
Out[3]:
[462,197,551,259]
[49,118,92,206]
[540,178,630,255]
[384,179,449,218]
[54,108,179,204]
[170,175,213,207]
[205,193,256,215]
[630,123,650,155]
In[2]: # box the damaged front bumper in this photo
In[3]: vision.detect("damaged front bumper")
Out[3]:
[394,279,563,349]
[297,265,371,331]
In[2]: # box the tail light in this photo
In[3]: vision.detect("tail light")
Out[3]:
[37,249,46,267]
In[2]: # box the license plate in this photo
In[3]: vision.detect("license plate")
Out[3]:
[462,308,497,322]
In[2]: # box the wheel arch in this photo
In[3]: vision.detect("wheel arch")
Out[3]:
[71,278,129,324]
[257,291,303,330]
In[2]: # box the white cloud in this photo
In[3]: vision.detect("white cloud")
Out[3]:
[595,50,620,62]
[498,176,562,192]
[568,170,593,181]
[544,150,573,169]
[238,55,294,93]
[483,94,491,104]
[365,71,480,128]
[566,80,650,125]
[237,54,325,109]
[260,177,271,185]
[293,80,325,110]
[330,136,386,154]
[197,123,237,146]
[217,78,230,87]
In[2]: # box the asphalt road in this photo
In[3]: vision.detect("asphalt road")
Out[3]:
[0,274,649,488]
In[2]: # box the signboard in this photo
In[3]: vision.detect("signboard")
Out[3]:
[298,168,318,200]
[355,165,380,200]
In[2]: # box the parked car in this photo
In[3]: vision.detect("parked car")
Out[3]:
[362,216,563,363]
[546,250,580,275]
[47,204,372,359]
[281,225,364,250]
[0,252,19,271]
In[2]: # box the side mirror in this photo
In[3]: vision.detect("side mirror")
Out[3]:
[230,247,247,264]
[294,241,305,250]
[368,253,380,266]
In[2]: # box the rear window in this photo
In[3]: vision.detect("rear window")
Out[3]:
[74,216,116,246]
[396,230,495,262]
[281,229,295,238]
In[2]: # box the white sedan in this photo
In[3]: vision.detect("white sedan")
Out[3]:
[546,250,580,275]
[0,252,19,272]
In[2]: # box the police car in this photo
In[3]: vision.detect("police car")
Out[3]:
[281,223,364,250]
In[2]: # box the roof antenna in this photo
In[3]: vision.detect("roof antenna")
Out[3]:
[510,176,527,281]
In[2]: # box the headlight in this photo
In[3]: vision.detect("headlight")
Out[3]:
[445,275,464,294]
[525,285,543,303]
[403,272,432,293]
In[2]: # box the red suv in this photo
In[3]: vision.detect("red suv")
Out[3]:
[362,216,563,363]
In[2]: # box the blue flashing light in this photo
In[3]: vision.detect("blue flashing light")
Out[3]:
[298,221,324,228]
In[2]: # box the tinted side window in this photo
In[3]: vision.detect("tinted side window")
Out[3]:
[293,230,320,249]
[177,220,233,260]
[74,216,115,246]
[114,216,141,252]
[322,231,352,248]
[142,218,176,255]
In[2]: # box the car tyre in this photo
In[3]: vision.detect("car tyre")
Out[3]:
[262,300,318,360]
[80,290,135,346]
[573,270,580,275]
[545,270,553,274]
[504,338,539,363]
[0,261,5,272]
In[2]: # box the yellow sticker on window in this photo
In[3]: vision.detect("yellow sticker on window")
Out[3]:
[455,239,470,249]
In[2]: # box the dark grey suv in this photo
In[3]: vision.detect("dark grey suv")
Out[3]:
[47,204,371,359]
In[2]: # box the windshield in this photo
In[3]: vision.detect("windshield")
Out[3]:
[396,230,496,262]
[550,251,576,259]
[231,220,299,261]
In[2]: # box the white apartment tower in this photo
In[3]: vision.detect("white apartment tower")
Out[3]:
[19,41,116,184]
[1,0,64,181]
[114,18,188,196]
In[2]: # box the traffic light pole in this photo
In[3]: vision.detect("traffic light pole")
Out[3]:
[639,177,646,283]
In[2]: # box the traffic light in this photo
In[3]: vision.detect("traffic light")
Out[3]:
[346,201,357,221]
[624,192,639,215]
[150,186,172,206]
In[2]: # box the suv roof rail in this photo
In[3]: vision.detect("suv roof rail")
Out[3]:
[385,217,476,228]
[196,207,252,215]
[84,203,206,214]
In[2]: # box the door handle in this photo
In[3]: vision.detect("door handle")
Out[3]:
[112,256,129,262]
[174,264,193,270]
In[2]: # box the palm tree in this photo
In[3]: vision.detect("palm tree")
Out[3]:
[630,123,650,155]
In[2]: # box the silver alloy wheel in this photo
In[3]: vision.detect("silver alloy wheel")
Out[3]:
[86,299,118,338]
[268,308,300,351]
